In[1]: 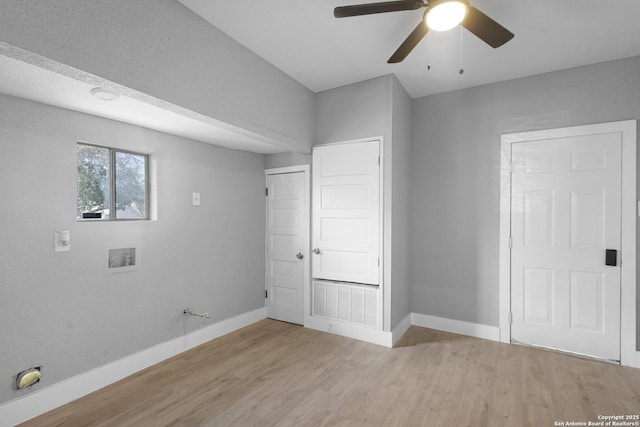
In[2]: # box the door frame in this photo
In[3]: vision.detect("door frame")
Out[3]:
[498,120,636,366]
[265,165,311,324]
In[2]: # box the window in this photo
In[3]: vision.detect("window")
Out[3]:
[77,143,149,220]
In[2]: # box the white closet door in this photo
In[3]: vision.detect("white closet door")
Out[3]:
[312,140,380,285]
[266,171,307,325]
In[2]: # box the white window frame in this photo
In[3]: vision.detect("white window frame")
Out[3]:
[77,142,150,221]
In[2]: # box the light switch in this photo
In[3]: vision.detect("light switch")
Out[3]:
[192,192,201,206]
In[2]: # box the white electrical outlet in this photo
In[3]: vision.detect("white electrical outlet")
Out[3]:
[192,192,201,206]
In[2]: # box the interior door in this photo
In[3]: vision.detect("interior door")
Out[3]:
[510,132,622,360]
[266,171,307,325]
[312,141,380,285]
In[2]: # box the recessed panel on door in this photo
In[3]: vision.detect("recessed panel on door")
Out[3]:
[320,218,368,242]
[570,190,604,248]
[570,148,605,172]
[523,267,553,325]
[321,185,369,209]
[271,260,297,280]
[319,149,370,177]
[524,151,555,174]
[271,234,296,252]
[318,250,369,278]
[272,208,298,227]
[570,271,604,333]
[523,191,554,247]
[272,180,299,200]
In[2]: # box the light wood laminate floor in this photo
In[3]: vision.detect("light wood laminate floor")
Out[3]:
[20,319,640,426]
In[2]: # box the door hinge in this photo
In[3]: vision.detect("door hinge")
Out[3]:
[508,236,512,249]
[265,188,268,196]
[508,161,514,174]
[265,290,268,299]
[377,156,380,166]
[378,257,380,266]
[508,312,513,325]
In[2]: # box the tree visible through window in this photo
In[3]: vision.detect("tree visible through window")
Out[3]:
[77,143,148,220]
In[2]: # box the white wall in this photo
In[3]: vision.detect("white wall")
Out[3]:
[0,94,266,405]
[0,0,315,153]
[410,56,640,342]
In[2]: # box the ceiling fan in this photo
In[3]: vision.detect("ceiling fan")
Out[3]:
[334,0,514,63]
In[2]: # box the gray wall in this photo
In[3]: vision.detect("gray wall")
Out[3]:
[315,75,392,145]
[410,56,640,342]
[0,94,266,405]
[0,0,315,152]
[264,152,311,170]
[390,77,412,330]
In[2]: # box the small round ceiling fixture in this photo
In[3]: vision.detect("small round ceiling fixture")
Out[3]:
[90,87,119,101]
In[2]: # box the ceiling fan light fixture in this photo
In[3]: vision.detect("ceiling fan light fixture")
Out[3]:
[426,0,468,32]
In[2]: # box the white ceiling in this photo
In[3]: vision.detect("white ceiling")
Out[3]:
[177,0,640,98]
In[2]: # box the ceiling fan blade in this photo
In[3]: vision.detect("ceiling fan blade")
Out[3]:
[387,21,428,63]
[462,6,514,48]
[334,0,424,18]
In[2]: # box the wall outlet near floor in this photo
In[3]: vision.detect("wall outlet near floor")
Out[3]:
[192,192,201,206]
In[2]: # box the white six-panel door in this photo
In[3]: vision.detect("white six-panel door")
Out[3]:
[266,171,307,325]
[312,141,380,285]
[510,133,622,360]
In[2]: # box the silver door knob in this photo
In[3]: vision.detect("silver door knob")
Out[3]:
[312,248,321,254]
[296,252,304,260]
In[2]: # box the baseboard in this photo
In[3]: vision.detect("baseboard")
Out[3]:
[411,313,500,342]
[391,313,412,347]
[0,307,266,426]
[303,312,498,348]
[304,315,393,347]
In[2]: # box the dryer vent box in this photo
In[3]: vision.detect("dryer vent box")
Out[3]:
[16,367,41,390]
[105,245,139,274]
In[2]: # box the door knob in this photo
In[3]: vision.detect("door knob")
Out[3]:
[296,252,304,260]
[312,248,321,254]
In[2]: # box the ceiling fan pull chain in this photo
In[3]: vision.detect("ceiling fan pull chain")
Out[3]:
[427,31,432,70]
[459,24,464,75]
